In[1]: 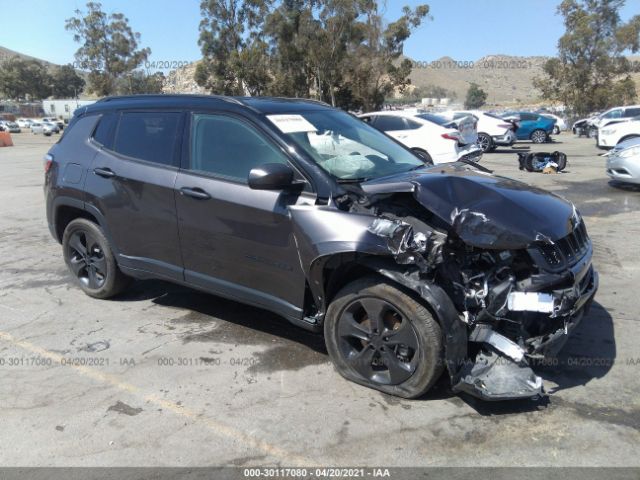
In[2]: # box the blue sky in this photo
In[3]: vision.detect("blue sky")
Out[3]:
[1,0,638,68]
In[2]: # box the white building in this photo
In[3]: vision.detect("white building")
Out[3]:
[42,99,96,120]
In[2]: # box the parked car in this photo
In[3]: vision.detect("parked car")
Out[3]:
[359,111,482,164]
[43,122,60,134]
[16,118,34,128]
[0,120,21,133]
[572,114,601,136]
[500,112,556,143]
[539,113,567,134]
[590,105,640,130]
[45,95,597,401]
[605,136,640,185]
[597,118,640,148]
[42,117,64,130]
[30,122,57,136]
[439,110,516,152]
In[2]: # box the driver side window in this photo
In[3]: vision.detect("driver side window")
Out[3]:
[190,114,288,182]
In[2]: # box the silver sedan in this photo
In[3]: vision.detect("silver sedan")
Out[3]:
[606,137,640,185]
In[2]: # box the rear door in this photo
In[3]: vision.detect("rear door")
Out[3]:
[174,112,311,320]
[84,110,184,281]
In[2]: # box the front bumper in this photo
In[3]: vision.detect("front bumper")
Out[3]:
[453,259,598,401]
[607,154,640,184]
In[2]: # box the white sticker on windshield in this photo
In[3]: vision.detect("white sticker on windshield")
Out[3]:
[267,114,317,133]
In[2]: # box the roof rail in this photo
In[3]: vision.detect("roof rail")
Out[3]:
[95,93,246,106]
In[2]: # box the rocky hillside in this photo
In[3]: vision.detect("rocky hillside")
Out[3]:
[407,54,550,105]
[0,46,59,69]
[161,54,552,105]
[162,61,206,94]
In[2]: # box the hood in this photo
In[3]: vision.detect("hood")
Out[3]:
[361,164,577,249]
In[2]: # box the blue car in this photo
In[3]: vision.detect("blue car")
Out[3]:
[500,112,556,143]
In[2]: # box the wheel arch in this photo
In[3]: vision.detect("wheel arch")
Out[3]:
[52,198,119,256]
[309,252,467,382]
[618,134,640,145]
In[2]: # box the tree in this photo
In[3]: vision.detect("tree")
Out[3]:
[197,0,272,95]
[0,56,52,99]
[196,1,429,110]
[343,4,430,111]
[533,0,640,115]
[66,1,151,96]
[51,65,85,98]
[464,82,487,109]
[124,71,165,94]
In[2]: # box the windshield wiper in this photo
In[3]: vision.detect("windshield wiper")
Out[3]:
[456,158,493,174]
[336,177,370,183]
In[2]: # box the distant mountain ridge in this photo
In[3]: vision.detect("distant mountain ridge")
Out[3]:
[0,46,60,69]
[3,45,639,107]
[406,54,551,105]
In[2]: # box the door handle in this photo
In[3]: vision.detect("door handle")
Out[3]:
[179,187,211,200]
[94,167,115,178]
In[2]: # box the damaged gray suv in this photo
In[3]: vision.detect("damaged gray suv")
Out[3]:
[45,95,598,401]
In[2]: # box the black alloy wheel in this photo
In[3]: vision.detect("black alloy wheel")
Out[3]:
[66,230,107,290]
[337,297,420,385]
[62,218,131,298]
[325,277,443,398]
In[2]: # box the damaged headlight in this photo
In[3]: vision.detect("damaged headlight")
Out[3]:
[367,218,447,271]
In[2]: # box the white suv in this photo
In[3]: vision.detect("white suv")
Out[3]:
[597,118,640,148]
[591,105,640,130]
[359,111,482,164]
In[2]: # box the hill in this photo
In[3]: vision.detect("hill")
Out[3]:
[0,46,60,69]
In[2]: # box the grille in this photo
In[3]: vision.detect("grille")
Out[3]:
[535,221,590,268]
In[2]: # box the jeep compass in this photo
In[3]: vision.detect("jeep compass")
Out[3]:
[44,95,598,401]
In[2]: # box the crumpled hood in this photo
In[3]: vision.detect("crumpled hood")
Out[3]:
[361,163,577,249]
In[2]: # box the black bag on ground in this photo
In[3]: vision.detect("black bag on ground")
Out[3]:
[517,151,567,172]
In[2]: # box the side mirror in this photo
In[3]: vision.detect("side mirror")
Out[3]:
[248,163,295,190]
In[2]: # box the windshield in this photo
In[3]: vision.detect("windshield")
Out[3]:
[267,109,424,181]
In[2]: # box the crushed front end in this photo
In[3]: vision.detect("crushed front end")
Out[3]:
[438,220,597,400]
[354,165,599,401]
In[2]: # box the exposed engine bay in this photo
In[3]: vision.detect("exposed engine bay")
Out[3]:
[327,166,599,401]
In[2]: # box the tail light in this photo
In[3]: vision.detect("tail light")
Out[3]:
[43,153,53,173]
[498,123,513,129]
[441,132,460,141]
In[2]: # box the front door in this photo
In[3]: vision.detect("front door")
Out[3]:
[175,113,312,320]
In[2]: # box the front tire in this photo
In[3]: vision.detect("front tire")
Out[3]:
[325,276,444,399]
[62,218,131,299]
[530,129,548,143]
[477,133,493,152]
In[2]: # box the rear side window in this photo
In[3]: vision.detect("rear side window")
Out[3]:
[404,118,422,129]
[92,113,115,147]
[374,116,411,131]
[113,111,181,166]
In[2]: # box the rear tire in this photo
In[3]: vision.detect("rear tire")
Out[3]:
[325,276,444,399]
[530,129,548,144]
[62,218,131,299]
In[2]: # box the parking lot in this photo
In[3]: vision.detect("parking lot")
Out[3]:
[0,132,638,467]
